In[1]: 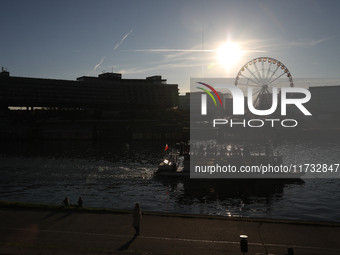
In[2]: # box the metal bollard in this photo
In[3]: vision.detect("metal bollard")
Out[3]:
[240,235,248,254]
[287,247,294,255]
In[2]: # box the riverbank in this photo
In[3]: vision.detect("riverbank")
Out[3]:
[1,201,340,255]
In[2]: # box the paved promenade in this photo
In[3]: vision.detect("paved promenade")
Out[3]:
[0,208,340,255]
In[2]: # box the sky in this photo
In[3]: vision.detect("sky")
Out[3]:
[1,0,340,94]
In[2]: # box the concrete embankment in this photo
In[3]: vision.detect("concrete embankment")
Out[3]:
[0,205,340,255]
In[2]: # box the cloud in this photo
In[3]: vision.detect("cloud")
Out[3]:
[115,62,202,76]
[234,37,331,53]
[117,41,268,80]
[126,46,266,66]
[94,56,106,70]
[130,49,216,52]
[114,30,133,51]
[128,49,266,53]
[289,37,332,47]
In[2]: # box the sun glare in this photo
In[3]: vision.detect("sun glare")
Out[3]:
[217,42,244,70]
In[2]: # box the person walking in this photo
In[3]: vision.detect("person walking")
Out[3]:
[132,202,142,235]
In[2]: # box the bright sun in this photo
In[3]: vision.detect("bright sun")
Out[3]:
[217,42,244,70]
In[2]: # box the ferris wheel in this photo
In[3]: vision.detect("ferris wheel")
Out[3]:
[235,57,293,111]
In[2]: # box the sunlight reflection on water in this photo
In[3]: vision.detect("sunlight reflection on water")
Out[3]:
[0,140,339,222]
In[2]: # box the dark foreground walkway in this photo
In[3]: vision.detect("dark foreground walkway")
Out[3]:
[0,208,340,255]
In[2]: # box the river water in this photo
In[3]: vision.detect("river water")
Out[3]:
[0,139,339,223]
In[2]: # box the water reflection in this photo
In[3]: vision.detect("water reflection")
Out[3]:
[0,139,339,222]
[155,177,304,215]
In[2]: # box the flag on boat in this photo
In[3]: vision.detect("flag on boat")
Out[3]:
[164,144,169,151]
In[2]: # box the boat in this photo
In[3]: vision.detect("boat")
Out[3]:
[155,143,304,179]
[156,152,190,177]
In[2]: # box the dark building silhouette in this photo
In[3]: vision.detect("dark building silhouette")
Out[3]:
[0,70,183,140]
[305,85,340,118]
[0,70,178,112]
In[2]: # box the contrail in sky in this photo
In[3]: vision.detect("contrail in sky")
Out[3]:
[114,30,133,50]
[128,49,266,52]
[93,30,133,70]
[94,56,106,70]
